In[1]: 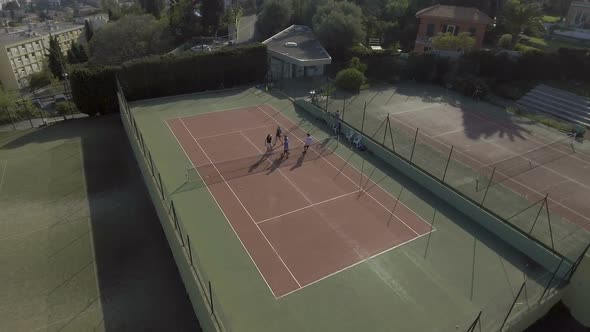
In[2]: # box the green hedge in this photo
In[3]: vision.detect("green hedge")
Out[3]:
[70,44,268,115]
[335,68,364,91]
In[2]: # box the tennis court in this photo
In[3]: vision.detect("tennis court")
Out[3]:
[318,82,590,260]
[167,104,432,297]
[122,86,571,332]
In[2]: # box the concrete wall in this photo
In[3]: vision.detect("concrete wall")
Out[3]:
[563,254,590,327]
[118,93,220,332]
[294,99,573,279]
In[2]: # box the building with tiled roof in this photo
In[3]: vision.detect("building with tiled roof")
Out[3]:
[413,5,492,54]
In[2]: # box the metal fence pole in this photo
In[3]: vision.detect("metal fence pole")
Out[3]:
[360,102,367,134]
[388,115,395,152]
[499,282,526,331]
[466,311,482,332]
[567,241,590,281]
[170,200,178,229]
[342,98,346,121]
[528,194,548,236]
[409,128,419,162]
[158,172,164,199]
[442,146,454,182]
[187,234,193,266]
[479,168,496,207]
[538,257,564,304]
[6,109,15,129]
[545,196,555,249]
[208,281,214,315]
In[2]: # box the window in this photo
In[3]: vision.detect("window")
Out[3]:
[446,25,456,35]
[469,27,477,36]
[426,23,435,37]
[424,46,432,53]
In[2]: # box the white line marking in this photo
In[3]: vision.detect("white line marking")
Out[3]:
[239,131,314,205]
[276,230,434,299]
[179,118,303,289]
[388,116,590,227]
[166,120,279,298]
[387,104,441,116]
[431,127,467,138]
[195,123,275,141]
[256,190,360,225]
[257,105,426,236]
[0,160,7,194]
[465,108,590,167]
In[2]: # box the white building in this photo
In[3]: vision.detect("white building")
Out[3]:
[262,25,331,81]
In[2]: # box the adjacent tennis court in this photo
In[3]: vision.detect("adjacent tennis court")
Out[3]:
[167,104,432,297]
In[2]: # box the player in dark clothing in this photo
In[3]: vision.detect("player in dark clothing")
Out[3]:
[265,134,273,153]
[275,126,283,145]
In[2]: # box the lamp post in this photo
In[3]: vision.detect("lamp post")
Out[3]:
[62,72,74,119]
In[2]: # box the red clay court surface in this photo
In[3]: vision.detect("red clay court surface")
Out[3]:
[166,105,433,298]
[382,105,590,232]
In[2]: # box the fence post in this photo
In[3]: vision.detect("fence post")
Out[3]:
[388,115,395,152]
[208,281,214,315]
[499,282,526,331]
[360,102,367,134]
[528,194,548,236]
[545,196,554,249]
[325,80,329,112]
[409,128,419,162]
[479,167,496,207]
[567,240,590,281]
[466,311,482,332]
[187,234,193,266]
[342,98,346,121]
[7,109,15,130]
[21,99,33,128]
[158,172,164,200]
[442,146,454,182]
[538,257,564,304]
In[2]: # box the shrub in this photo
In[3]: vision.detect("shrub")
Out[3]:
[498,34,513,49]
[335,68,364,91]
[514,43,540,53]
[55,101,77,116]
[451,76,490,97]
[70,44,267,115]
[349,57,367,74]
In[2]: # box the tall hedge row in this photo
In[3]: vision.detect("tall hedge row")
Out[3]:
[70,44,268,115]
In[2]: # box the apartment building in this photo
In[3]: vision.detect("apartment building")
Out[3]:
[0,21,83,90]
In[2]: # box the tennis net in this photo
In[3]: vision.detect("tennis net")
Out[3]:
[184,136,339,188]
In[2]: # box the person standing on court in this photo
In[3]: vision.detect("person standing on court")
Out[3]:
[275,126,283,145]
[283,135,290,156]
[265,134,273,153]
[303,133,313,153]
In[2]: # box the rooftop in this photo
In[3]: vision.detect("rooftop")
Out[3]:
[262,25,331,63]
[0,21,83,46]
[416,5,492,24]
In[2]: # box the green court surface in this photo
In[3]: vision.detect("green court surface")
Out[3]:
[126,87,568,332]
[0,117,199,331]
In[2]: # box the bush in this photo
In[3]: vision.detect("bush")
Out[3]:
[498,34,513,49]
[514,43,540,53]
[70,44,267,115]
[55,101,78,116]
[335,68,364,91]
[451,76,490,97]
[349,57,367,74]
[493,82,533,100]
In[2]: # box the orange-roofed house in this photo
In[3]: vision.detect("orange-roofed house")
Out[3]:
[414,5,493,54]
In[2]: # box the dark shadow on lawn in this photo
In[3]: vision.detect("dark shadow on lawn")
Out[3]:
[4,115,201,331]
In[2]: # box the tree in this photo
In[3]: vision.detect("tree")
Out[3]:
[499,0,543,45]
[47,36,65,79]
[3,1,19,19]
[201,0,224,32]
[169,0,202,39]
[257,0,292,39]
[139,0,164,18]
[67,42,88,64]
[498,34,513,49]
[431,32,476,51]
[84,20,94,42]
[335,68,364,91]
[89,14,173,65]
[55,101,77,116]
[313,0,366,58]
[28,64,54,90]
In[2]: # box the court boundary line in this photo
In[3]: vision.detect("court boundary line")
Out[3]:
[387,115,590,227]
[167,104,263,125]
[256,190,360,225]
[179,118,303,289]
[166,120,280,298]
[275,230,434,299]
[195,123,276,141]
[239,131,314,205]
[258,104,429,235]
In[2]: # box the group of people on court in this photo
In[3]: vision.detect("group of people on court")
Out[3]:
[264,126,314,156]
